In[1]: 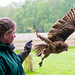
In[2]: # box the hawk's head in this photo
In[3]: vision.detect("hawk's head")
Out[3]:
[55,41,68,53]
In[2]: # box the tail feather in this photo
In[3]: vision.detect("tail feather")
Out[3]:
[33,43,47,56]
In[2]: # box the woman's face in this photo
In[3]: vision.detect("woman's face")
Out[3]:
[7,29,16,45]
[4,28,16,45]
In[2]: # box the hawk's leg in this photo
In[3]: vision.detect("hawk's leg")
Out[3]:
[39,54,50,67]
[38,53,42,56]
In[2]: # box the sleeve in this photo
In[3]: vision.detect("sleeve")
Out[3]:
[17,51,30,63]
[0,57,6,75]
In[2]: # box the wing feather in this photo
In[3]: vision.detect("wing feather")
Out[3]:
[36,32,55,48]
[48,8,75,40]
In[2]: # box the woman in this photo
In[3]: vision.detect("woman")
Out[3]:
[0,17,32,75]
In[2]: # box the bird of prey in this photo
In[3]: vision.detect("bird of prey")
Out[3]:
[33,8,75,67]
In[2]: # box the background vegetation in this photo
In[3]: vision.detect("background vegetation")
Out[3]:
[0,0,75,33]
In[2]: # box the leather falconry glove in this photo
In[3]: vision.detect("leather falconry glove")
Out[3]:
[17,40,32,62]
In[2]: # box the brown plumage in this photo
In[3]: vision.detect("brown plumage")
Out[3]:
[33,8,75,67]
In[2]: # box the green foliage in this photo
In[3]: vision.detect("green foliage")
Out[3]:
[0,0,75,33]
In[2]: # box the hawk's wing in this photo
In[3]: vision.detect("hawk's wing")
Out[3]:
[48,8,75,42]
[35,8,75,43]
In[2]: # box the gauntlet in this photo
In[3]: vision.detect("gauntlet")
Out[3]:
[18,40,32,62]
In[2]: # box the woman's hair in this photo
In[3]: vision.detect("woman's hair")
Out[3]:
[0,17,16,37]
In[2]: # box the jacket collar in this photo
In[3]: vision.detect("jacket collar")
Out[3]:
[0,42,15,53]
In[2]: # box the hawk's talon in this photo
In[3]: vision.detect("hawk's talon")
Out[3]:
[39,62,42,67]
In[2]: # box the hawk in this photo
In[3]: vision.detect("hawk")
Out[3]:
[33,8,75,67]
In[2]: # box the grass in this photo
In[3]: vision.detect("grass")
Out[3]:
[15,47,75,75]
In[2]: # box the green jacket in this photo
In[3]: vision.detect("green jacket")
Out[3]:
[0,43,25,75]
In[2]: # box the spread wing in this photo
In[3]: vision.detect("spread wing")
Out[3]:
[35,8,75,44]
[48,8,75,42]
